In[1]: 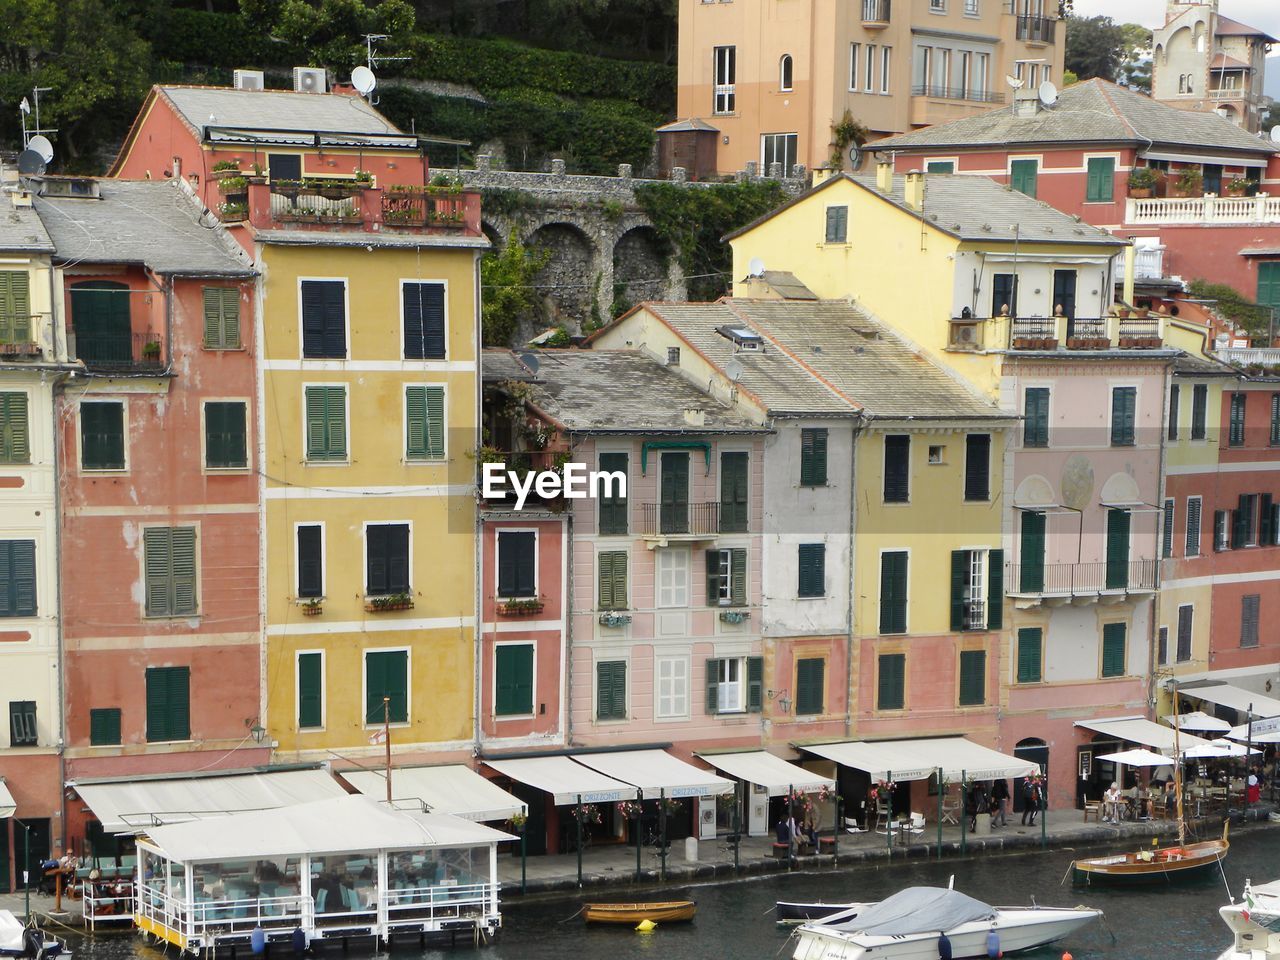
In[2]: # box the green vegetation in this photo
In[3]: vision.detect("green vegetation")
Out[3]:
[481,238,551,346]
[1188,280,1272,337]
[1064,15,1151,90]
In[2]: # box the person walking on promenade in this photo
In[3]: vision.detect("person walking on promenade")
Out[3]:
[990,778,1009,828]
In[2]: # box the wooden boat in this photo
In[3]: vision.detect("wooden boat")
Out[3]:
[582,901,696,924]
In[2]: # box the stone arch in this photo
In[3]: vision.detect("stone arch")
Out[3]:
[524,221,597,331]
[1014,475,1056,507]
[480,220,507,252]
[1100,471,1140,507]
[611,226,668,314]
[1012,737,1048,812]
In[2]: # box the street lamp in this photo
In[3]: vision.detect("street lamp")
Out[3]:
[12,819,32,920]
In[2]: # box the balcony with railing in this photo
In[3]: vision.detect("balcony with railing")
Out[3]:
[952,312,1167,353]
[73,330,166,372]
[1015,14,1056,44]
[0,312,52,362]
[639,501,721,538]
[910,84,1004,104]
[1006,560,1158,600]
[1125,194,1280,225]
[226,179,483,237]
[1113,246,1166,282]
[861,0,890,26]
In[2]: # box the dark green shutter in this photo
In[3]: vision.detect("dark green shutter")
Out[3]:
[1271,394,1280,446]
[884,435,910,502]
[747,655,763,713]
[950,550,966,631]
[1261,494,1276,546]
[598,453,628,533]
[660,453,689,533]
[0,272,31,344]
[0,540,36,618]
[1016,628,1042,684]
[1191,384,1208,440]
[301,280,346,359]
[704,658,721,715]
[1111,387,1136,445]
[800,429,828,486]
[598,661,626,720]
[144,527,197,616]
[730,548,747,606]
[1011,159,1037,197]
[1105,509,1130,589]
[1086,157,1114,203]
[798,543,825,598]
[90,707,122,746]
[964,434,990,501]
[171,527,197,615]
[81,402,124,470]
[498,531,535,598]
[405,386,445,460]
[1024,387,1048,447]
[987,549,1003,629]
[958,649,985,706]
[880,551,907,634]
[1162,498,1175,558]
[1168,384,1180,441]
[495,644,534,716]
[1260,262,1280,310]
[203,287,240,348]
[599,551,628,609]
[205,402,247,468]
[1230,393,1246,446]
[366,650,408,723]
[1020,511,1045,592]
[720,452,749,532]
[403,282,446,360]
[705,549,721,606]
[878,653,905,710]
[297,525,323,598]
[1101,622,1126,677]
[1214,509,1229,551]
[795,658,825,715]
[305,386,346,461]
[298,652,323,728]
[0,394,28,464]
[146,666,190,742]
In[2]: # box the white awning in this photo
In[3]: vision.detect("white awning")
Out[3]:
[1182,683,1280,719]
[1075,715,1209,754]
[696,751,834,797]
[1227,722,1280,744]
[1182,738,1261,759]
[483,755,634,806]
[1162,711,1231,733]
[72,768,349,834]
[0,779,15,818]
[803,737,1036,782]
[340,765,525,822]
[572,750,733,799]
[1095,748,1172,767]
[142,794,514,863]
[1141,150,1269,169]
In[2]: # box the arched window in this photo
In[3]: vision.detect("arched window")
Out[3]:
[780,54,794,92]
[1178,74,1186,93]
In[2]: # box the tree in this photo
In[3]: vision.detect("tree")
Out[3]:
[1064,15,1126,82]
[1263,101,1280,136]
[1117,22,1153,93]
[241,0,415,69]
[481,238,551,347]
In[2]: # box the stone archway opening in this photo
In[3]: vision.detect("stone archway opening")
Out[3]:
[525,222,596,332]
[1012,737,1048,812]
[611,226,669,318]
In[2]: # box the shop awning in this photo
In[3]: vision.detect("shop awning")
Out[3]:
[341,764,525,822]
[572,750,733,799]
[802,737,1036,782]
[1181,683,1280,719]
[1075,716,1210,754]
[483,755,634,806]
[696,751,834,797]
[71,767,349,833]
[803,740,937,781]
[0,779,15,818]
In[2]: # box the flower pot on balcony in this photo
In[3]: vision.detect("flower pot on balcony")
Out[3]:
[1013,336,1036,350]
[499,598,545,616]
[1119,336,1140,349]
[598,611,632,628]
[142,341,162,362]
[1129,187,1153,199]
[1042,338,1059,350]
[365,594,415,613]
[719,610,751,624]
[300,601,323,616]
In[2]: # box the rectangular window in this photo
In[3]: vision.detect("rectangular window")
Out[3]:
[1019,511,1045,592]
[1101,622,1126,677]
[795,657,825,715]
[1162,498,1175,558]
[1229,392,1246,446]
[1168,383,1180,441]
[1016,628,1042,684]
[1158,625,1168,665]
[877,652,905,710]
[596,660,627,720]
[656,656,689,719]
[404,385,445,460]
[300,279,346,359]
[1240,594,1261,648]
[1185,496,1202,556]
[1105,509,1131,589]
[297,652,323,729]
[1010,159,1038,198]
[81,401,125,470]
[883,434,910,502]
[304,386,347,462]
[145,666,191,742]
[1262,493,1276,546]
[497,530,536,598]
[1085,157,1115,202]
[660,451,689,534]
[798,543,825,598]
[706,547,747,606]
[1272,394,1280,446]
[1215,509,1230,551]
[879,550,908,634]
[1191,384,1208,440]
[800,428,828,486]
[495,644,534,717]
[1176,604,1193,662]
[849,43,859,91]
[951,549,1002,631]
[598,550,628,610]
[958,649,986,706]
[1260,261,1280,310]
[713,46,736,114]
[366,522,410,596]
[880,46,891,94]
[0,540,36,618]
[202,286,240,349]
[964,434,990,501]
[1024,387,1049,447]
[0,271,32,346]
[0,393,29,464]
[719,451,749,532]
[926,160,955,173]
[825,206,849,243]
[89,707,121,746]
[402,282,446,360]
[1111,387,1136,446]
[296,524,323,599]
[657,547,689,607]
[992,273,1017,317]
[761,133,798,177]
[964,0,978,12]
[143,526,197,617]
[1231,493,1258,547]
[712,658,742,713]
[865,43,876,90]
[598,452,629,534]
[705,656,762,715]
[204,401,248,469]
[365,649,408,723]
[9,701,36,747]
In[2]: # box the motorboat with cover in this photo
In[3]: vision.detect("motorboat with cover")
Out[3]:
[0,912,68,960]
[1217,878,1280,960]
[791,887,1101,960]
[776,900,867,925]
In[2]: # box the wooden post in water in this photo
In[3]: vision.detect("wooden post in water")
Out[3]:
[576,794,583,888]
[936,768,944,859]
[383,696,392,803]
[634,789,642,882]
[886,771,893,857]
[959,771,966,857]
[659,788,668,881]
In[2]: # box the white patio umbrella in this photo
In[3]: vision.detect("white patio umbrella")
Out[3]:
[1095,748,1172,767]
[1163,711,1231,734]
[1226,723,1280,744]
[1181,738,1262,759]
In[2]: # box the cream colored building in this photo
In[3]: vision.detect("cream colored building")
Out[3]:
[676,0,1064,175]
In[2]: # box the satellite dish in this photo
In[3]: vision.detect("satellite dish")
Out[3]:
[1038,81,1058,106]
[351,65,377,96]
[1269,126,1280,144]
[1006,75,1025,90]
[28,135,53,163]
[518,351,540,375]
[849,145,862,169]
[16,150,45,176]
[724,358,745,383]
[748,257,766,278]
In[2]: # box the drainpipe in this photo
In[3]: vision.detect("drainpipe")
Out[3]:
[472,248,484,761]
[564,441,575,747]
[844,416,863,737]
[1150,361,1174,719]
[252,263,268,756]
[48,261,68,853]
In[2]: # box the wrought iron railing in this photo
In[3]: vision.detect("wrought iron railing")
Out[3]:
[861,0,890,22]
[1016,14,1056,43]
[639,501,720,536]
[1007,560,1158,595]
[911,84,1004,103]
[381,189,469,228]
[1009,317,1055,341]
[74,331,165,370]
[1066,317,1107,340]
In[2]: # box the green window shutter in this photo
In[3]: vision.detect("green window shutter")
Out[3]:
[798,543,825,598]
[1024,387,1049,447]
[1016,628,1042,684]
[298,653,323,729]
[878,653,904,710]
[366,650,409,723]
[305,387,327,460]
[949,550,966,632]
[146,666,190,742]
[1086,157,1114,203]
[1259,262,1280,309]
[306,386,347,461]
[170,527,197,616]
[81,402,124,470]
[879,551,907,634]
[0,271,31,343]
[598,661,626,720]
[598,552,614,609]
[795,658,825,715]
[986,549,1003,630]
[203,287,240,348]
[0,540,37,618]
[424,386,444,458]
[1162,498,1175,558]
[1020,511,1046,592]
[1011,159,1037,198]
[90,707,122,746]
[660,452,689,533]
[599,550,628,609]
[0,393,29,464]
[1260,494,1275,547]
[729,548,747,606]
[143,527,171,616]
[1272,394,1280,446]
[704,658,721,715]
[800,428,828,486]
[705,549,721,606]
[1111,387,1136,445]
[1101,622,1126,677]
[405,386,427,459]
[964,434,990,501]
[719,452,749,532]
[1191,384,1208,440]
[1168,383,1180,441]
[925,160,954,173]
[1105,509,1131,589]
[747,655,763,713]
[297,525,323,598]
[205,402,247,468]
[958,649,985,706]
[495,645,534,716]
[883,435,910,502]
[598,452,628,533]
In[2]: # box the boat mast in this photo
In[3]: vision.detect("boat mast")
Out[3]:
[1172,681,1185,847]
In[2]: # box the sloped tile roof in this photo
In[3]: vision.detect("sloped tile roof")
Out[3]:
[0,195,53,253]
[160,85,402,137]
[1216,15,1277,42]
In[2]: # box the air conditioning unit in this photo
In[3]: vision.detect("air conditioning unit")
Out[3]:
[948,320,981,350]
[293,67,327,94]
[233,69,265,91]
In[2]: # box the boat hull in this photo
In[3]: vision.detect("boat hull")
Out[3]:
[776,902,863,925]
[1072,839,1227,885]
[582,901,696,924]
[792,908,1100,960]
[1216,902,1280,959]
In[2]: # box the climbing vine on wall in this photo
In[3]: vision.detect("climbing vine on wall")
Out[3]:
[481,238,552,346]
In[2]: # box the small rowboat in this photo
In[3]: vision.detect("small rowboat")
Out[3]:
[1071,823,1229,885]
[583,901,697,924]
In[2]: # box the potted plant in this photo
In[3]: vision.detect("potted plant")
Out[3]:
[300,599,323,616]
[598,611,632,628]
[218,201,248,221]
[719,609,751,624]
[218,176,248,195]
[1225,176,1251,197]
[354,169,373,185]
[142,339,162,362]
[1175,167,1203,197]
[365,592,415,612]
[1127,167,1159,199]
[498,596,545,616]
[211,160,242,181]
[247,162,266,184]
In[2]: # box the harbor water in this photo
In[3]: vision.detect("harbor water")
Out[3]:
[71,828,1279,960]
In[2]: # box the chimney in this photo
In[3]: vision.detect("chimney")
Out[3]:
[876,160,894,193]
[1014,88,1041,119]
[903,170,925,211]
[812,166,834,185]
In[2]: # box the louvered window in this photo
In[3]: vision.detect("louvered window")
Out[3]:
[143,527,197,617]
[719,451,749,532]
[598,550,628,610]
[880,551,908,634]
[202,287,240,349]
[402,282,445,360]
[964,434,990,501]
[795,658,825,715]
[1176,605,1193,662]
[405,386,445,460]
[81,401,125,470]
[9,701,36,746]
[89,707,121,745]
[1185,496,1202,556]
[305,386,347,462]
[300,280,346,359]
[365,649,408,723]
[1191,384,1208,440]
[366,523,410,596]
[0,540,36,618]
[1101,622,1126,677]
[0,272,32,345]
[296,524,323,598]
[598,452,628,534]
[596,660,627,720]
[705,548,747,606]
[145,666,190,742]
[495,644,534,716]
[798,543,825,598]
[1229,392,1246,447]
[497,531,536,598]
[1110,387,1136,446]
[1016,628,1042,684]
[204,401,247,469]
[877,653,905,710]
[958,650,986,705]
[1162,498,1175,558]
[1241,595,1260,648]
[0,393,29,464]
[800,428,828,486]
[883,434,910,502]
[297,653,323,729]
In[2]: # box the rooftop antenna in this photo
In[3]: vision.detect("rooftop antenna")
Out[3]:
[361,35,409,105]
[18,86,57,151]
